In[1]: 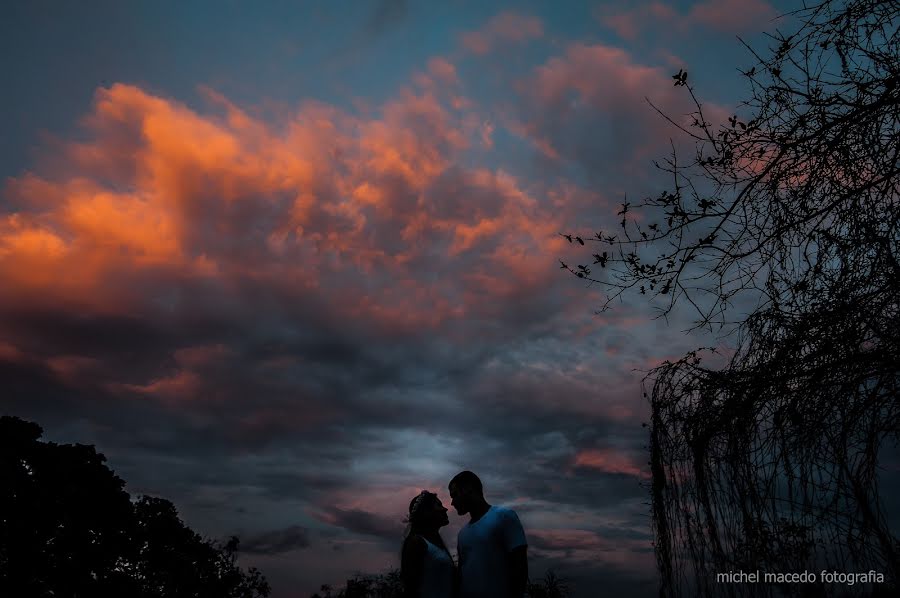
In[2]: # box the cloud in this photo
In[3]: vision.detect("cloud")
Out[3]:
[572,448,651,479]
[506,42,701,186]
[0,80,571,333]
[529,528,607,553]
[332,0,409,64]
[316,506,403,543]
[0,70,647,493]
[425,57,459,87]
[598,0,778,40]
[364,0,408,39]
[238,525,312,555]
[528,526,653,572]
[598,2,678,41]
[0,44,684,598]
[687,0,778,33]
[460,12,543,55]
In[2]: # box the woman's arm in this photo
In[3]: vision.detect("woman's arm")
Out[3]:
[401,535,426,598]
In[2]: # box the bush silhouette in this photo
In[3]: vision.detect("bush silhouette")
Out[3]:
[0,415,270,597]
[309,568,570,598]
[310,570,404,598]
[526,570,571,598]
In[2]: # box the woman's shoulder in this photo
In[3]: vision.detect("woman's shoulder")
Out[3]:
[402,533,427,556]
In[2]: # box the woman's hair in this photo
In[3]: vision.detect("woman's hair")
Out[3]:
[404,490,438,532]
[401,490,451,559]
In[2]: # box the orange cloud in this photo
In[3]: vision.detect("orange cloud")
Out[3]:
[2,64,577,334]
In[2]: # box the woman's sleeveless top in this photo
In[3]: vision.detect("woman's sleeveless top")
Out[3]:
[418,537,454,598]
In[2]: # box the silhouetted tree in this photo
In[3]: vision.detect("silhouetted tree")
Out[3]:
[0,415,270,597]
[560,1,899,596]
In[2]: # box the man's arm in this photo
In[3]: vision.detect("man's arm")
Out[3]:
[499,508,528,598]
[508,544,528,598]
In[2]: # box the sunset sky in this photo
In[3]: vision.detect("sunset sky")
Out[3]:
[1,1,794,596]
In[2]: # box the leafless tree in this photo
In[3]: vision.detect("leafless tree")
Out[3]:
[561,1,900,595]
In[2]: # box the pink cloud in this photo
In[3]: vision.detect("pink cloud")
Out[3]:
[0,341,25,362]
[502,117,560,161]
[531,44,663,108]
[598,2,678,41]
[499,38,736,187]
[173,343,234,368]
[46,355,103,384]
[599,0,777,39]
[573,448,650,479]
[688,0,777,32]
[530,528,606,552]
[427,57,459,86]
[113,370,202,403]
[511,42,704,175]
[460,12,543,55]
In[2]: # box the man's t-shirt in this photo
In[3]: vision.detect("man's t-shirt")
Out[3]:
[457,505,527,598]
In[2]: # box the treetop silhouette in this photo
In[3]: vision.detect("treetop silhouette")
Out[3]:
[0,415,270,598]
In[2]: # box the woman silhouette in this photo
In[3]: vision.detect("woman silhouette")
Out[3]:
[400,490,455,598]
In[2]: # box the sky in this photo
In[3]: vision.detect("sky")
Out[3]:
[0,1,797,596]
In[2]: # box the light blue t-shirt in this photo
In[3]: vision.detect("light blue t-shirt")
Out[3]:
[457,505,527,598]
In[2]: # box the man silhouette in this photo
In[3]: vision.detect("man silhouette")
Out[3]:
[449,471,528,598]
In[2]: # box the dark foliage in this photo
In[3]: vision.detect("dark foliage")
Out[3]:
[0,415,270,598]
[526,569,572,598]
[309,568,570,598]
[310,569,404,598]
[560,1,900,596]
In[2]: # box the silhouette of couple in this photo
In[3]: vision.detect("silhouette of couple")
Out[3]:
[401,471,528,598]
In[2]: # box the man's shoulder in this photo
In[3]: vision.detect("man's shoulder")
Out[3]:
[491,504,520,519]
[490,505,527,550]
[484,505,523,528]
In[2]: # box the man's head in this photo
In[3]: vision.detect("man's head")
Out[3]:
[448,470,483,515]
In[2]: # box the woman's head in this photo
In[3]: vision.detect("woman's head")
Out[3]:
[406,490,449,531]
